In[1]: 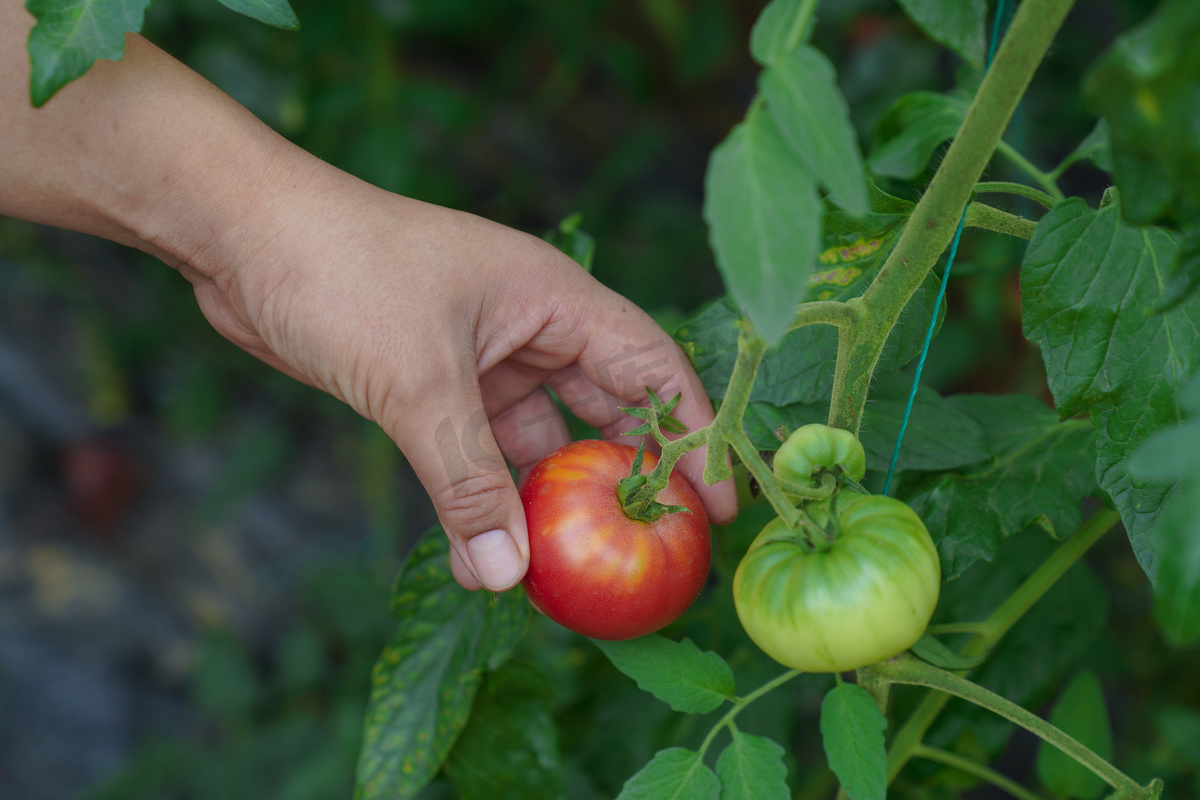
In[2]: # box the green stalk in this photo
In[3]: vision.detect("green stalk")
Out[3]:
[912,745,1045,800]
[882,508,1119,781]
[697,669,802,756]
[973,181,1058,209]
[828,0,1076,433]
[878,654,1145,796]
[995,140,1065,201]
[964,202,1038,240]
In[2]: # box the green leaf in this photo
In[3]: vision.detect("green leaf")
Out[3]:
[616,748,720,800]
[1130,377,1200,644]
[593,636,735,714]
[213,0,299,30]
[715,730,790,800]
[903,394,1098,580]
[544,212,596,273]
[868,91,969,180]
[679,202,925,411]
[355,527,529,800]
[821,683,887,800]
[1021,198,1195,582]
[760,45,869,216]
[444,660,566,800]
[895,0,987,67]
[703,107,821,346]
[1055,120,1113,177]
[749,0,812,66]
[26,0,151,107]
[1084,0,1200,227]
[1036,670,1113,800]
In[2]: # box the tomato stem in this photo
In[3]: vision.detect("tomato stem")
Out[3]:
[696,669,802,758]
[880,507,1120,785]
[874,653,1148,797]
[911,745,1044,800]
[826,0,1076,435]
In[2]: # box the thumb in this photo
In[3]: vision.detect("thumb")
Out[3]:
[396,393,529,593]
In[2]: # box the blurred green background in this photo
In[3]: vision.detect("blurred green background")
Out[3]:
[2,1,1193,799]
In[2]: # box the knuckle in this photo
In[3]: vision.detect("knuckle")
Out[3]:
[433,470,513,532]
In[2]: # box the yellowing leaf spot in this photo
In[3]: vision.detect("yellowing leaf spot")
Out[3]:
[1136,86,1162,125]
[818,237,881,266]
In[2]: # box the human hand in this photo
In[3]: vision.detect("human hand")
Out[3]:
[0,22,737,592]
[180,160,738,590]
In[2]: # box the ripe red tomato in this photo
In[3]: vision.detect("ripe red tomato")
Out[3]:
[520,440,711,641]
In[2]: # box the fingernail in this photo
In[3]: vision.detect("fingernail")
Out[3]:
[466,529,523,591]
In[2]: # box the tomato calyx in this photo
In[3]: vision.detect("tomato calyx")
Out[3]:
[615,389,699,523]
[617,442,690,523]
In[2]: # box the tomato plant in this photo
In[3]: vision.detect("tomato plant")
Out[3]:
[29,0,1200,799]
[519,439,711,641]
[733,494,940,673]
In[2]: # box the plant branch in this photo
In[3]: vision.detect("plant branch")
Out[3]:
[913,745,1043,800]
[827,0,1076,433]
[698,669,801,756]
[973,181,1058,209]
[878,654,1144,796]
[882,508,1120,782]
[994,140,1065,201]
[965,201,1038,240]
[788,299,859,333]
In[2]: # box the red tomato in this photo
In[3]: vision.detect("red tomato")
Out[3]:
[520,440,711,641]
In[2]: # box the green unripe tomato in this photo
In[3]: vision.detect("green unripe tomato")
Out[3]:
[733,494,940,673]
[774,424,866,489]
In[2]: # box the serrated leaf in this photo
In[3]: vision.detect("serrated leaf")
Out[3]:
[821,683,887,800]
[444,660,566,800]
[214,0,299,30]
[1036,671,1113,800]
[355,527,529,800]
[868,91,969,180]
[704,109,821,346]
[715,730,790,800]
[903,394,1098,580]
[26,0,151,107]
[594,636,735,714]
[616,748,720,800]
[1021,198,1196,583]
[1084,0,1200,227]
[896,0,987,67]
[760,45,868,216]
[1130,378,1200,644]
[750,0,812,66]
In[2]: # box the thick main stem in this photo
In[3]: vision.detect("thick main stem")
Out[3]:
[828,0,1076,433]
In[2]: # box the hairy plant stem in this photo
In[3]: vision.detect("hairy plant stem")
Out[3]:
[995,140,1065,201]
[878,653,1144,796]
[912,745,1045,800]
[827,0,1076,434]
[881,508,1120,784]
[964,202,1038,240]
[973,180,1058,209]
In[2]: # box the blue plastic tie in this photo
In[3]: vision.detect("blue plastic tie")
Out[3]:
[882,0,1008,495]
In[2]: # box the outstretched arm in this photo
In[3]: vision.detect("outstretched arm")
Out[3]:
[1,4,738,591]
